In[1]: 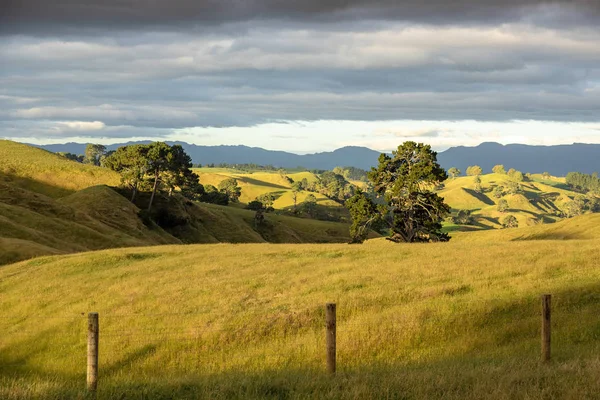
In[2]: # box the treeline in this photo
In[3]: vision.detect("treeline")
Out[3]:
[448,164,526,182]
[290,171,357,203]
[566,172,600,193]
[197,163,281,172]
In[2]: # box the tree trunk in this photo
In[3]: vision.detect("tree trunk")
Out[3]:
[130,185,138,203]
[148,169,160,211]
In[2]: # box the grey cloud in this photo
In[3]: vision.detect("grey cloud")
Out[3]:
[1,20,600,141]
[2,0,599,34]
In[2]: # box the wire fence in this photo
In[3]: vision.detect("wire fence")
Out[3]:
[1,294,599,392]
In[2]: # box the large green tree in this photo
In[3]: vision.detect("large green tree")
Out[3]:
[347,142,451,243]
[103,144,149,202]
[345,190,381,243]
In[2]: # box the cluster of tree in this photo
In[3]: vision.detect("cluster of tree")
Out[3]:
[466,165,483,176]
[196,163,281,172]
[502,215,519,228]
[345,142,450,244]
[104,142,201,210]
[448,167,461,179]
[294,171,356,203]
[562,194,600,218]
[57,152,85,163]
[104,142,248,210]
[332,166,368,181]
[565,172,600,193]
[57,144,110,166]
[452,209,475,225]
[507,168,525,182]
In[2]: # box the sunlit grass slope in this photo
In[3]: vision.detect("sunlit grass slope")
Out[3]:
[193,168,331,208]
[440,173,583,229]
[1,230,599,399]
[0,140,120,198]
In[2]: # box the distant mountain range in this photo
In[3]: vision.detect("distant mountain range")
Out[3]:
[31,141,600,176]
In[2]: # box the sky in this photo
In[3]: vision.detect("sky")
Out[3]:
[1,0,600,153]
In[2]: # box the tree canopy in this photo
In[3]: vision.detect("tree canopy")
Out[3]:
[466,165,483,176]
[105,142,200,210]
[346,141,451,243]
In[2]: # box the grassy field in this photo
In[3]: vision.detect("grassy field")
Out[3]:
[1,214,600,399]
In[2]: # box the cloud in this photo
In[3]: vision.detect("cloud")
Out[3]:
[2,1,598,34]
[56,121,106,132]
[1,2,599,147]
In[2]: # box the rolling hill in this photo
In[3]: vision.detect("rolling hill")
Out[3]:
[0,141,365,265]
[438,172,590,231]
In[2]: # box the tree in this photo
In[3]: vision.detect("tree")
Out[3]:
[345,190,381,243]
[453,209,474,225]
[104,144,149,202]
[448,167,461,179]
[508,168,524,182]
[160,145,196,197]
[493,185,504,199]
[348,141,450,243]
[218,178,242,202]
[506,181,522,195]
[291,181,303,212]
[474,175,482,193]
[256,193,275,212]
[201,185,229,205]
[247,200,264,211]
[492,165,506,174]
[466,165,483,176]
[84,144,107,166]
[502,215,518,228]
[564,196,585,218]
[497,199,509,213]
[302,194,318,217]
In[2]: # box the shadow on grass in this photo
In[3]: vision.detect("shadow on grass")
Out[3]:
[462,188,495,206]
[0,172,74,199]
[3,283,600,399]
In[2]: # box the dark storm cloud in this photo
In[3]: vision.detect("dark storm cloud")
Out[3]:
[1,1,600,143]
[2,0,599,33]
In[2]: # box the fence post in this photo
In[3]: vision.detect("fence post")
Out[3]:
[87,312,99,392]
[541,294,551,362]
[326,303,336,375]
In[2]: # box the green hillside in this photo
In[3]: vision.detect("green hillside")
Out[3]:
[0,140,120,198]
[439,172,590,230]
[1,217,600,399]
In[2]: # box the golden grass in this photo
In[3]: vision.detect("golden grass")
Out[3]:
[192,169,328,208]
[0,140,120,198]
[1,220,600,398]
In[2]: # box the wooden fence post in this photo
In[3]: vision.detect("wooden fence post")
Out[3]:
[87,312,99,392]
[326,303,336,375]
[541,295,551,362]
